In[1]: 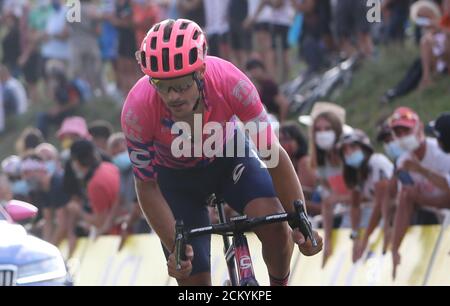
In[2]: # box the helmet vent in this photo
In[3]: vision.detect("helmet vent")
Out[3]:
[162,48,170,72]
[189,48,197,65]
[176,35,184,48]
[174,54,183,70]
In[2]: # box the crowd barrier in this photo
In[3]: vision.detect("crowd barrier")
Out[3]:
[58,225,450,286]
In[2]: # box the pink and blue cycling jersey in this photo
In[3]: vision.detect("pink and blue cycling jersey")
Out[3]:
[121,56,273,182]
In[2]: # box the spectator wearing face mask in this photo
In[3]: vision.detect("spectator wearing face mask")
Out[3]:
[20,153,70,245]
[389,107,450,279]
[107,132,149,247]
[308,103,351,267]
[67,139,121,237]
[376,121,407,162]
[338,129,394,263]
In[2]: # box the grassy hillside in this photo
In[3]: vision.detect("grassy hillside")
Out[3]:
[334,43,449,140]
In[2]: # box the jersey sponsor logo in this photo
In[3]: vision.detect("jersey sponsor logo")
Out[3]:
[233,163,245,184]
[129,149,151,168]
[232,79,258,107]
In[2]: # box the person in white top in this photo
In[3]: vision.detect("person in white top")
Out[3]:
[389,107,450,279]
[203,0,230,59]
[338,129,395,263]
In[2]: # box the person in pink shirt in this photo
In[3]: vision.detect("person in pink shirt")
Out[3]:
[121,18,322,286]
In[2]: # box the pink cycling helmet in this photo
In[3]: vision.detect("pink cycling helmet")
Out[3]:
[137,19,208,79]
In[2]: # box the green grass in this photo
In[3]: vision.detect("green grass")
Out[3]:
[333,43,450,140]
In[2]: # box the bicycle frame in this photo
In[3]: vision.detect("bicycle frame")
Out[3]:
[215,199,258,286]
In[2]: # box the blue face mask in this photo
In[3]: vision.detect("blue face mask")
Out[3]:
[384,141,406,160]
[345,150,365,169]
[12,180,30,196]
[45,161,57,176]
[113,151,132,172]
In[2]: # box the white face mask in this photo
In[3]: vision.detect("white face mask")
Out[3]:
[315,131,336,151]
[397,133,420,152]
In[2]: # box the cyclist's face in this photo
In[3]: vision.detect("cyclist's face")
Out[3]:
[152,70,205,119]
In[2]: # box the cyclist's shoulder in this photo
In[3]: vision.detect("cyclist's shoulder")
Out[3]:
[122,76,159,119]
[204,56,242,78]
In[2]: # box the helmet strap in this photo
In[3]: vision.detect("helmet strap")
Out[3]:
[192,73,205,112]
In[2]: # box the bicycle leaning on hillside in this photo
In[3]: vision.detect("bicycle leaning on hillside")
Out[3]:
[174,194,318,286]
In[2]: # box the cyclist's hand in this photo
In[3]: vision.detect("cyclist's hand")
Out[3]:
[167,244,194,280]
[292,229,323,256]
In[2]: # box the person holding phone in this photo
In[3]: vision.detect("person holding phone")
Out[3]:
[388,107,450,279]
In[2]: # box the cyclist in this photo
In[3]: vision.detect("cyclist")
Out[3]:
[121,18,322,286]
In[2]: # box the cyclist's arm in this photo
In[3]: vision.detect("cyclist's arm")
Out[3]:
[267,144,306,214]
[135,179,177,251]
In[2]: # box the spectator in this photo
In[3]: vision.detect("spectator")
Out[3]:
[176,0,206,28]
[432,112,450,153]
[412,0,450,89]
[377,121,407,161]
[88,119,114,155]
[245,59,289,122]
[132,0,160,51]
[15,127,44,157]
[68,0,103,96]
[36,68,81,138]
[1,155,28,199]
[245,0,276,77]
[203,0,230,59]
[98,0,119,69]
[279,122,316,202]
[269,0,295,82]
[109,0,141,95]
[67,140,121,236]
[389,107,450,279]
[107,132,148,238]
[40,0,70,98]
[1,9,21,77]
[0,174,13,203]
[21,152,69,246]
[382,0,411,43]
[337,129,394,262]
[335,0,374,59]
[228,0,253,70]
[0,64,28,116]
[308,102,351,267]
[17,0,51,104]
[291,0,332,74]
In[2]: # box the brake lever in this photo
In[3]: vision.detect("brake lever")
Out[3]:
[292,200,318,248]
